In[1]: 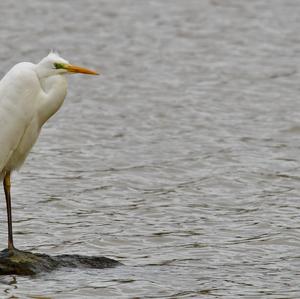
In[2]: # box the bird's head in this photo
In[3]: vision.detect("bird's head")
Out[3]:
[36,51,99,78]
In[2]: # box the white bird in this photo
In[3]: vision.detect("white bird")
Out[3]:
[0,52,98,254]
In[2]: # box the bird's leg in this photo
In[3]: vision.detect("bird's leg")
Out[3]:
[3,171,15,253]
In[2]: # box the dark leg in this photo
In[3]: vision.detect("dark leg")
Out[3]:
[3,172,14,253]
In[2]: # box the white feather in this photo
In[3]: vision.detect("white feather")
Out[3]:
[0,54,69,178]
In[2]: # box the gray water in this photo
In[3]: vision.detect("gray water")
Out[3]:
[0,0,299,298]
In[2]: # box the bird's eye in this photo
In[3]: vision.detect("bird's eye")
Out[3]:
[54,63,65,69]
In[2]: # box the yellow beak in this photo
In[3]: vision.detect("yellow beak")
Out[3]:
[65,64,99,75]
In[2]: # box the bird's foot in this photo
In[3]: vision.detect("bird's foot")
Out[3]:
[8,247,18,257]
[1,246,22,258]
[7,243,19,256]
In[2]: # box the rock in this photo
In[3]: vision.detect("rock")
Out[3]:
[0,248,121,275]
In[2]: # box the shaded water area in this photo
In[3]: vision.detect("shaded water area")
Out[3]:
[0,0,300,298]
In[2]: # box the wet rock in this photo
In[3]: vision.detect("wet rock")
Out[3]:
[0,248,121,275]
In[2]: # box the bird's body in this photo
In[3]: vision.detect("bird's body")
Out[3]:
[0,52,98,253]
[0,62,67,177]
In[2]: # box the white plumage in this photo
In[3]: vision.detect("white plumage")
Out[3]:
[0,56,66,177]
[0,52,98,252]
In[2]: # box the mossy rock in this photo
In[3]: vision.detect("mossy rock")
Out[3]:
[0,248,121,275]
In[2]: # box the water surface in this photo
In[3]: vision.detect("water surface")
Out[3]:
[0,0,299,298]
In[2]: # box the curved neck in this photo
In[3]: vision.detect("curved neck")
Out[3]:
[38,75,67,125]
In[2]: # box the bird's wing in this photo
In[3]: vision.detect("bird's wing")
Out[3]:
[0,63,39,174]
[0,96,28,173]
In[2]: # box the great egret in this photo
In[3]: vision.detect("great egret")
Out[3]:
[0,52,98,254]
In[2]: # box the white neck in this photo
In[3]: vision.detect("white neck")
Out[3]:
[37,75,68,125]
